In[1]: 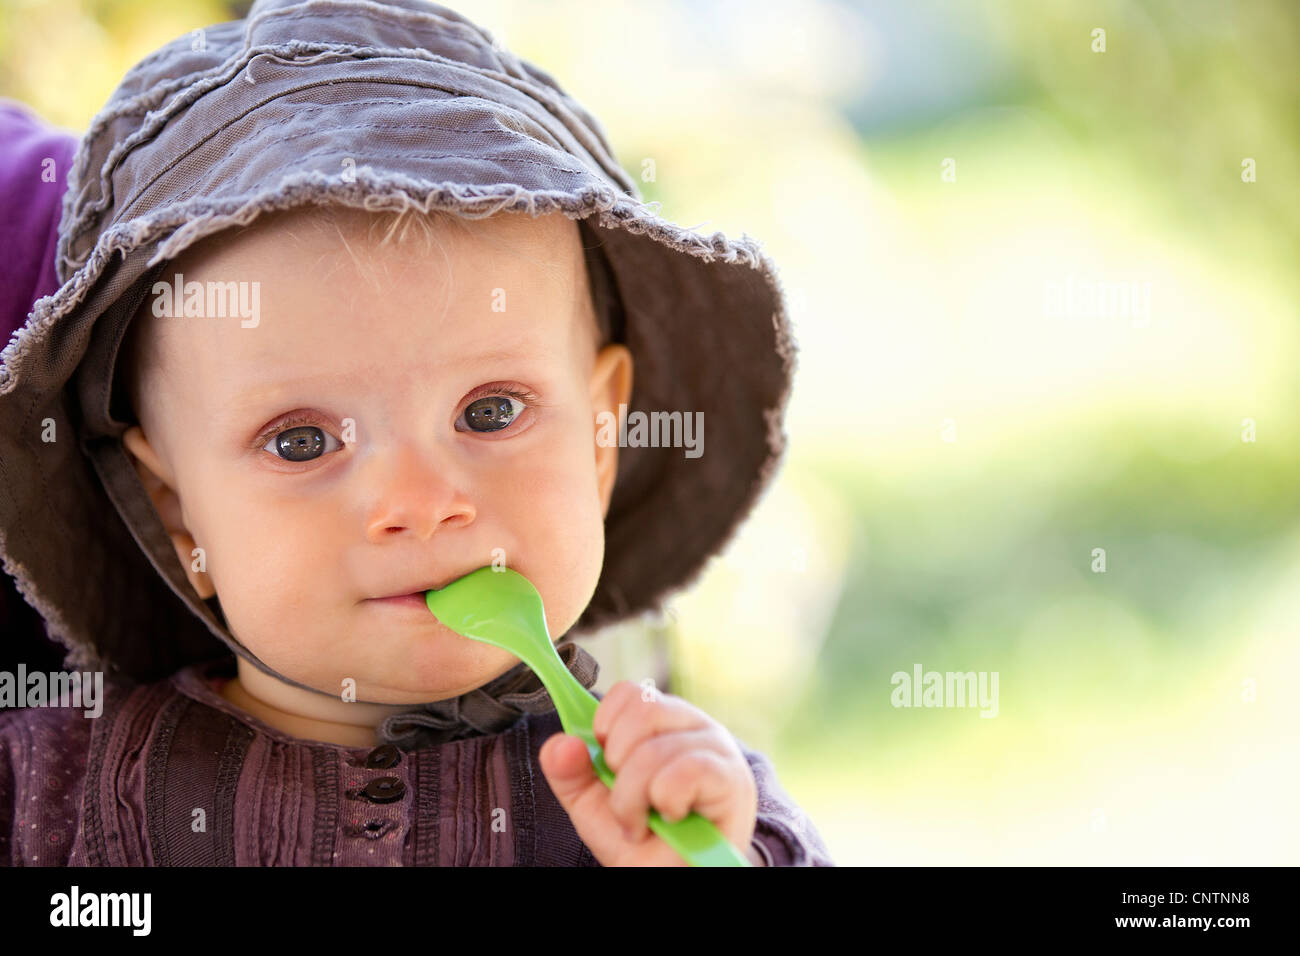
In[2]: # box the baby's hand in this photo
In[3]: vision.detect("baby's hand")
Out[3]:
[538,680,760,866]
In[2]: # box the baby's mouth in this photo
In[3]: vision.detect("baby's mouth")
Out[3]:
[364,571,475,613]
[366,592,431,612]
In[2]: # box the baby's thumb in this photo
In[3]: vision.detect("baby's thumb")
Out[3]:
[538,733,597,804]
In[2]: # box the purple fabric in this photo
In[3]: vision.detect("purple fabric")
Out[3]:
[0,99,77,662]
[0,657,836,865]
[0,99,74,345]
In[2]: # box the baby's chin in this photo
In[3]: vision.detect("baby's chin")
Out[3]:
[262,633,525,704]
[364,639,525,703]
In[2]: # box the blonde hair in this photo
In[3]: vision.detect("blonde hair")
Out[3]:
[370,205,465,248]
[351,205,616,349]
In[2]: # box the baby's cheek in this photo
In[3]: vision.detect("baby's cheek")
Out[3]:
[203,516,310,657]
[512,458,606,630]
[518,451,602,537]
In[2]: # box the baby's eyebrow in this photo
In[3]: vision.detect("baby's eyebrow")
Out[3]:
[223,342,548,411]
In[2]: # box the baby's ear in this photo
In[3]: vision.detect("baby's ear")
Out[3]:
[589,344,634,514]
[121,425,215,599]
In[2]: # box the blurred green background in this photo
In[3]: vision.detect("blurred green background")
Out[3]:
[4,0,1297,864]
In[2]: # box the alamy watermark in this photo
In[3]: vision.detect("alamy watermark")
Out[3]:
[1043,275,1152,326]
[890,663,999,718]
[595,404,703,458]
[152,273,261,328]
[0,666,103,718]
[50,886,150,935]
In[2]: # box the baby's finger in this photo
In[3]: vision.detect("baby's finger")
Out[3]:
[538,732,678,865]
[606,729,736,841]
[538,733,602,808]
[595,682,713,773]
[649,747,757,851]
[537,733,627,859]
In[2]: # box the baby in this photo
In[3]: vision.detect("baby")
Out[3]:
[122,202,760,862]
[0,0,834,866]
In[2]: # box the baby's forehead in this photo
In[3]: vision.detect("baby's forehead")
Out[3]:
[137,206,600,375]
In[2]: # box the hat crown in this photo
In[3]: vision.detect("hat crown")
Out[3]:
[57,0,637,282]
[242,0,504,62]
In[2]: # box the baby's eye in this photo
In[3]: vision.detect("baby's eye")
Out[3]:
[263,424,343,462]
[459,394,525,433]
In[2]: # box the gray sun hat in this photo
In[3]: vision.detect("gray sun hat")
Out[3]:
[0,0,796,741]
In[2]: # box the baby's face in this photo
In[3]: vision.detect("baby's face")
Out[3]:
[124,207,631,705]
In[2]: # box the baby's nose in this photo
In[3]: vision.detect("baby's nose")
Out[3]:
[362,446,474,542]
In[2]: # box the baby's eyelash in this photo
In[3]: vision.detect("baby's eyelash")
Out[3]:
[462,383,545,410]
[253,385,549,449]
[255,413,327,449]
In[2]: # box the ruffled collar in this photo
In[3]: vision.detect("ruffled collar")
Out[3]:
[374,640,600,750]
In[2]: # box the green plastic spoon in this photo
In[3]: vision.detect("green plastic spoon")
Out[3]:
[424,566,751,867]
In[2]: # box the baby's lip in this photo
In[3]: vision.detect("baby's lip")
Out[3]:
[367,574,464,601]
